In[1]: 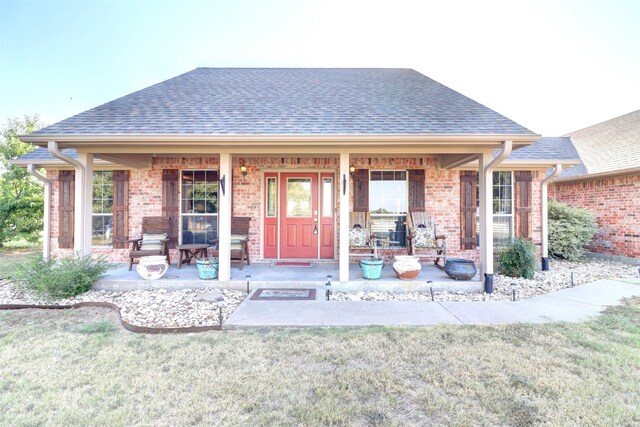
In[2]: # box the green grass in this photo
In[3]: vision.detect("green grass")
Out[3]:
[1,301,639,426]
[71,321,117,335]
[0,243,40,279]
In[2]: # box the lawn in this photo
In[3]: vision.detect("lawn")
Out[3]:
[0,239,40,279]
[1,299,639,426]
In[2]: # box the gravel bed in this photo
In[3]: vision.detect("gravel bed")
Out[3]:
[333,259,640,302]
[0,282,246,328]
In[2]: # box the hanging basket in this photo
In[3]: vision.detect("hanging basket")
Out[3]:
[360,258,384,280]
[196,258,219,280]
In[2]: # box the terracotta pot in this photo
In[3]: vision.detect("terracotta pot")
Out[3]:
[392,255,421,280]
[136,256,169,280]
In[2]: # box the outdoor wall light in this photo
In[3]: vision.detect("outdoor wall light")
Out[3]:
[349,164,356,176]
[240,164,248,177]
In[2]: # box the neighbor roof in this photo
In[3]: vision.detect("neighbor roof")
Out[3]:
[26,68,535,137]
[558,109,640,180]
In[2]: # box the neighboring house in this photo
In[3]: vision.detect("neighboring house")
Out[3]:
[550,110,640,261]
[12,68,579,284]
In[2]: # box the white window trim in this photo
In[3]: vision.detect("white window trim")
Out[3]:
[91,171,113,248]
[369,170,409,246]
[476,170,515,247]
[179,169,219,245]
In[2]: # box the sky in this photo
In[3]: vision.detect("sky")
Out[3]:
[1,0,638,136]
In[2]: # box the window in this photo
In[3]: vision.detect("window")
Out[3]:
[180,170,218,245]
[92,171,113,246]
[266,177,277,217]
[369,171,407,246]
[476,171,513,246]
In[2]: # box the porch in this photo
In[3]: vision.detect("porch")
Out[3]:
[95,261,483,293]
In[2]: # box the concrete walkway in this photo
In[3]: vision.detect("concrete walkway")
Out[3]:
[225,279,640,327]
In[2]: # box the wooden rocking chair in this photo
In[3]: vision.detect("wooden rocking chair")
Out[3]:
[209,217,251,270]
[128,216,171,271]
[348,212,378,260]
[407,211,447,269]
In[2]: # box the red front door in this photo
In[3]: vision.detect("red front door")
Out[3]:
[279,173,318,258]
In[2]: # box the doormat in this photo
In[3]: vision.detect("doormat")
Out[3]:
[273,261,312,267]
[250,288,317,301]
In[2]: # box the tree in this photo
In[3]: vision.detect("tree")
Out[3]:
[0,115,45,246]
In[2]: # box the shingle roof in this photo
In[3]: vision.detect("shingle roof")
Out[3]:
[503,137,579,161]
[29,68,535,136]
[14,147,77,162]
[558,109,640,179]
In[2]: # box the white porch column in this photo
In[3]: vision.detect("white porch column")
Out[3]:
[478,141,512,291]
[76,153,93,256]
[478,151,493,280]
[27,165,51,260]
[218,153,232,281]
[339,152,350,282]
[541,164,563,270]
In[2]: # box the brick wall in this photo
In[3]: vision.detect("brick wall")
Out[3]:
[46,157,546,263]
[550,173,640,259]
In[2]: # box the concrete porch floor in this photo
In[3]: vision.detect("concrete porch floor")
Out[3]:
[95,261,483,293]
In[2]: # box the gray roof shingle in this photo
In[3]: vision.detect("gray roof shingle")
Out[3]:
[29,68,535,136]
[503,136,580,161]
[14,147,77,162]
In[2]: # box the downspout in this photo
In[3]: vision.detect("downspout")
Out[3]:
[480,140,513,293]
[540,164,563,271]
[487,140,513,171]
[48,141,83,169]
[27,165,52,261]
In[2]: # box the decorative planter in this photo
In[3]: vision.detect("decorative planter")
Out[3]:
[444,258,477,280]
[136,255,169,280]
[360,258,384,280]
[392,255,421,280]
[196,258,219,280]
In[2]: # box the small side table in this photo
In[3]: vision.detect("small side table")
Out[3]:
[379,239,401,265]
[177,244,209,269]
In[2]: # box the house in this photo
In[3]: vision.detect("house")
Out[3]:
[12,68,580,287]
[549,110,640,261]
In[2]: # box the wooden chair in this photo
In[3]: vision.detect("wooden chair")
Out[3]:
[210,217,251,270]
[128,216,171,271]
[349,212,378,260]
[407,211,447,269]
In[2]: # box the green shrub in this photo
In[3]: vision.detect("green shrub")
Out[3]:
[548,200,598,260]
[498,238,537,279]
[16,254,112,299]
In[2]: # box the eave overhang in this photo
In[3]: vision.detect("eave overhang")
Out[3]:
[554,166,640,183]
[20,133,541,146]
[458,159,581,170]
